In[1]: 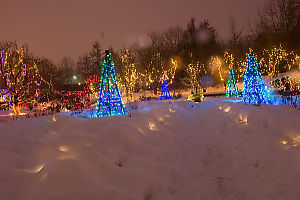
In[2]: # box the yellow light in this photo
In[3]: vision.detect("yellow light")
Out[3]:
[26,164,44,174]
[238,114,248,125]
[58,145,69,152]
[223,106,231,113]
[281,140,288,145]
[148,121,158,131]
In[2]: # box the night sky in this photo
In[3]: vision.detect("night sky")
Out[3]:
[0,0,265,62]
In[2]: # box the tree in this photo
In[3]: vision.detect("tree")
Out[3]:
[77,41,103,80]
[254,0,300,51]
[226,69,240,97]
[0,47,42,114]
[242,53,271,104]
[143,49,164,95]
[120,49,138,101]
[96,50,126,117]
[57,57,75,86]
[35,57,58,90]
[182,53,205,92]
[160,76,172,100]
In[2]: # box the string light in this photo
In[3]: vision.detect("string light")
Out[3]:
[226,69,240,97]
[160,76,172,100]
[186,53,205,92]
[141,52,177,94]
[84,75,100,100]
[242,53,271,104]
[209,56,224,81]
[261,45,298,78]
[121,49,138,101]
[96,50,127,118]
[0,48,42,114]
[224,52,246,79]
[62,91,89,111]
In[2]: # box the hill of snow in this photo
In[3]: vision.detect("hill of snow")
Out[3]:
[0,99,300,200]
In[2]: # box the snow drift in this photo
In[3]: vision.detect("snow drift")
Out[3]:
[0,99,299,200]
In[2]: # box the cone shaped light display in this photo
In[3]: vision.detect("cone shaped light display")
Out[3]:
[96,50,127,117]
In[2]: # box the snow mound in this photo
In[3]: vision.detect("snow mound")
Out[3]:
[0,99,300,200]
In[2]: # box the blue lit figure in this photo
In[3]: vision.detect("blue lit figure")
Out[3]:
[226,69,240,97]
[242,54,270,104]
[96,50,127,117]
[160,76,172,100]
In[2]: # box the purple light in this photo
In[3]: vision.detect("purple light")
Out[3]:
[23,64,27,75]
[0,50,4,64]
[6,74,10,88]
[39,75,42,86]
[36,89,40,97]
[0,50,4,74]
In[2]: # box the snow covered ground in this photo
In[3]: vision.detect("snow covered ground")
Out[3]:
[0,98,300,200]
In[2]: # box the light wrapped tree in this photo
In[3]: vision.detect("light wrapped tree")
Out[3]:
[96,50,126,117]
[121,49,138,101]
[184,53,205,92]
[0,47,42,115]
[242,53,270,104]
[226,69,240,97]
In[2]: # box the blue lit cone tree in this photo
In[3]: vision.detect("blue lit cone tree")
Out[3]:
[226,69,240,97]
[242,54,270,104]
[160,76,172,100]
[96,50,127,117]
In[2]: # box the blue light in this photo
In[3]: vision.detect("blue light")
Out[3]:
[242,54,271,104]
[160,76,172,100]
[96,50,127,117]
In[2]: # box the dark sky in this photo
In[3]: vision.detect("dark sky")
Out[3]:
[0,0,265,62]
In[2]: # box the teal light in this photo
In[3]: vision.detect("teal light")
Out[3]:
[96,50,127,117]
[226,69,240,97]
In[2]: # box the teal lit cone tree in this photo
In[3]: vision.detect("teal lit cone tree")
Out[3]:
[226,69,240,97]
[96,50,127,117]
[242,53,270,104]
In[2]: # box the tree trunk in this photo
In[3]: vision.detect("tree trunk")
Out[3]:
[12,95,21,115]
[12,103,21,115]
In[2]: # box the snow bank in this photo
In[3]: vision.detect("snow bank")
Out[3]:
[0,99,299,200]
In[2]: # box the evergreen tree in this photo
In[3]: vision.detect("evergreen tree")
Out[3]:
[96,50,126,117]
[242,54,271,104]
[226,69,240,97]
[160,76,172,100]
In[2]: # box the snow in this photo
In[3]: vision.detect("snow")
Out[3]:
[0,99,300,200]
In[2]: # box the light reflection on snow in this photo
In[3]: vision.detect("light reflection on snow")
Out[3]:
[27,164,44,173]
[41,172,48,180]
[223,106,231,113]
[169,108,176,113]
[85,142,91,147]
[58,145,69,152]
[281,140,288,145]
[238,114,248,125]
[158,116,164,122]
[137,127,145,134]
[148,122,158,131]
[281,136,300,147]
